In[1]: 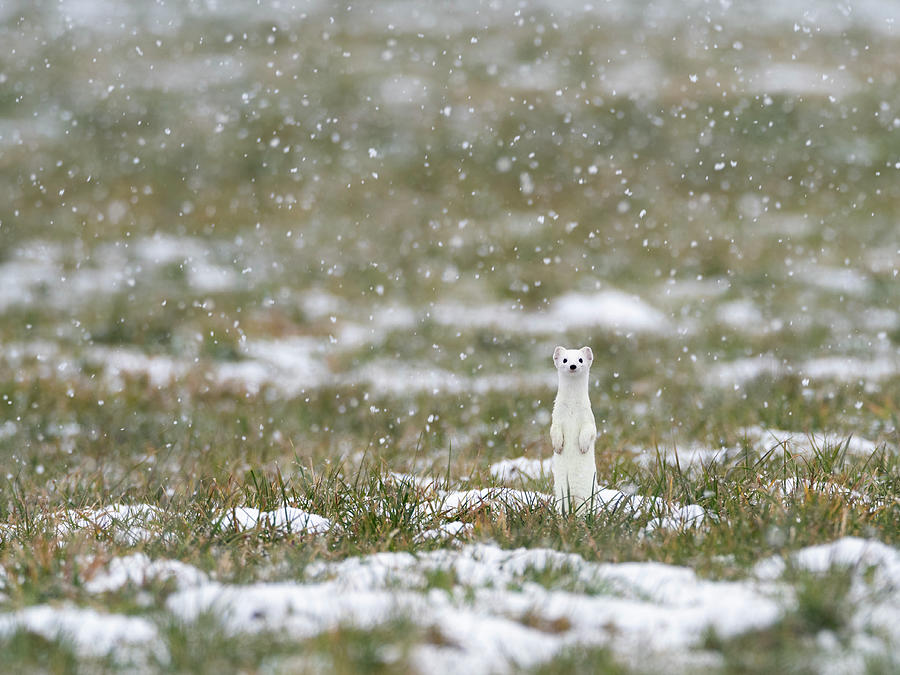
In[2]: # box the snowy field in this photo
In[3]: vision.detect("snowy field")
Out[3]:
[1,0,900,672]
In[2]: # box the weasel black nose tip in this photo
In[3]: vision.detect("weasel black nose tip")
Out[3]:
[569,364,577,370]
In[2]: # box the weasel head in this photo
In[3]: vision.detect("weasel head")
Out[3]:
[552,346,593,376]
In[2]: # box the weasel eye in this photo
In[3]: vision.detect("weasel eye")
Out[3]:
[562,358,567,363]
[578,358,583,363]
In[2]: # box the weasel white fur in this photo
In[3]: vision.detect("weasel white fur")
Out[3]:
[550,346,598,514]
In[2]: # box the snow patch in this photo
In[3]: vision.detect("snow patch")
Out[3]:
[435,488,551,513]
[741,426,879,457]
[658,277,731,300]
[703,354,782,389]
[489,456,551,482]
[0,245,61,312]
[218,507,332,535]
[430,289,670,336]
[168,542,780,672]
[644,504,708,533]
[89,347,188,390]
[715,300,766,332]
[415,521,474,543]
[133,234,241,291]
[799,356,899,384]
[337,305,418,348]
[705,354,900,389]
[796,265,871,296]
[753,537,900,667]
[551,290,671,334]
[32,503,330,545]
[755,537,900,582]
[16,536,896,673]
[85,336,329,396]
[0,605,161,661]
[591,487,707,531]
[83,553,209,594]
[752,63,857,96]
[55,503,164,545]
[631,443,737,471]
[220,336,329,395]
[348,361,553,396]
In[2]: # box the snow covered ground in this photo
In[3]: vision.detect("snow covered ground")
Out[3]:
[3,533,896,673]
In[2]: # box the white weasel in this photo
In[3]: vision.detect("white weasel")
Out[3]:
[550,346,598,514]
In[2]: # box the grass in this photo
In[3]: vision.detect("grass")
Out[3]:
[2,0,900,671]
[157,615,423,674]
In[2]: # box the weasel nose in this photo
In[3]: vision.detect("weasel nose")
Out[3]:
[569,364,577,370]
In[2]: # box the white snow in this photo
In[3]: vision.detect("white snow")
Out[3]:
[862,308,900,332]
[6,521,900,672]
[551,290,671,334]
[703,354,782,389]
[0,249,60,311]
[753,537,900,668]
[752,63,857,96]
[167,542,778,672]
[600,60,666,98]
[82,336,328,396]
[337,305,418,347]
[631,443,736,471]
[658,277,731,301]
[434,488,551,513]
[55,503,164,545]
[83,553,209,594]
[39,503,331,544]
[218,506,332,535]
[591,488,707,530]
[424,483,706,533]
[761,475,872,505]
[796,265,871,296]
[644,504,708,533]
[705,354,900,389]
[0,605,161,662]
[799,356,899,384]
[755,537,900,581]
[740,426,879,457]
[715,300,766,332]
[82,336,554,398]
[347,361,554,396]
[430,289,670,336]
[415,521,474,543]
[489,456,551,482]
[0,235,248,316]
[220,336,329,395]
[88,348,188,391]
[162,536,900,672]
[187,260,239,292]
[134,233,209,266]
[134,234,242,291]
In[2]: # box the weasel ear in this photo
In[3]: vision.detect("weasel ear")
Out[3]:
[581,346,593,362]
[553,346,565,366]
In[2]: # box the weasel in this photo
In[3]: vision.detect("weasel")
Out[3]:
[550,346,598,514]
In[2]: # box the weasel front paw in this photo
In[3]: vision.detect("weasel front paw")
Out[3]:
[550,426,563,454]
[578,429,596,454]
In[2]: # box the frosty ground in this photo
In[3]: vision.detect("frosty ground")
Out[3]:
[1,0,900,673]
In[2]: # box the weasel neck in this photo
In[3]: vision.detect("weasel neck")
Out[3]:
[556,371,590,404]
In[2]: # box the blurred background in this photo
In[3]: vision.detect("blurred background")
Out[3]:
[2,0,899,479]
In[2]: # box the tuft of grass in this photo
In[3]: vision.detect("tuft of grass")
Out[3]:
[529,645,629,675]
[0,629,84,675]
[160,614,421,675]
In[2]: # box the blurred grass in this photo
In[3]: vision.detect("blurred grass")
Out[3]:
[2,0,900,672]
